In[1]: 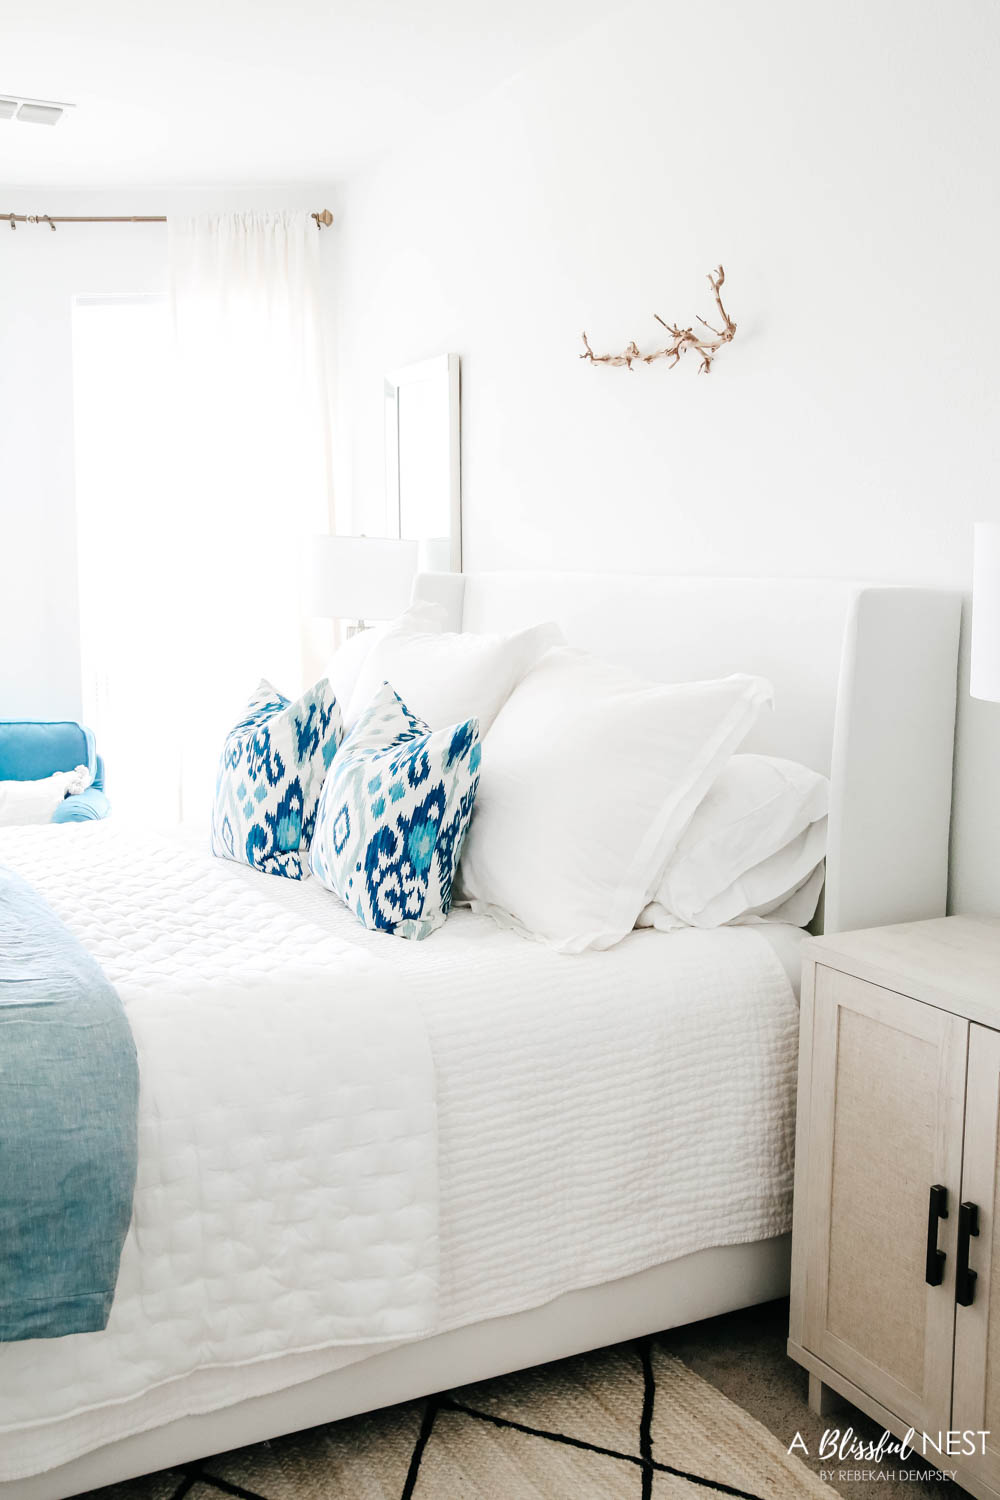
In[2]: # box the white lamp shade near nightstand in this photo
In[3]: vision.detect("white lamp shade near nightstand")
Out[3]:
[305,536,418,621]
[972,523,1000,703]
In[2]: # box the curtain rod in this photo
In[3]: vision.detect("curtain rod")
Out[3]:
[3,208,334,231]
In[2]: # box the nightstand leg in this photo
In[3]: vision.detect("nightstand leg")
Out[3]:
[808,1373,845,1417]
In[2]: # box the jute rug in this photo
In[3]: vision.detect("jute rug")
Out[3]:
[85,1337,833,1500]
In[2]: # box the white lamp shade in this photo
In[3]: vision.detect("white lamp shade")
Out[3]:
[417,536,452,573]
[305,536,418,621]
[972,523,1000,703]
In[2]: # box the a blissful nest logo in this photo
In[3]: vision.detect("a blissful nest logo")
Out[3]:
[787,1425,989,1483]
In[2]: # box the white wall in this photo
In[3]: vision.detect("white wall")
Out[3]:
[0,187,337,722]
[333,0,1000,911]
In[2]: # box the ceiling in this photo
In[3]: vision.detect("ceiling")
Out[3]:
[0,0,612,189]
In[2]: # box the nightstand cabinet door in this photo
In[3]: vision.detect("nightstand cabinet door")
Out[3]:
[801,966,968,1437]
[953,1025,1000,1495]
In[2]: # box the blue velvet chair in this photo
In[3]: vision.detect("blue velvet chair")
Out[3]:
[0,720,111,822]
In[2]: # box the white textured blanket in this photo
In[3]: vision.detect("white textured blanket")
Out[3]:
[0,825,438,1477]
[0,823,799,1481]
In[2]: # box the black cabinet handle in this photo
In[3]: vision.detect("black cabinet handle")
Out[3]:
[956,1201,980,1307]
[925,1184,949,1286]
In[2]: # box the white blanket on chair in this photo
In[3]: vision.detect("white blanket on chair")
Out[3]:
[0,765,92,826]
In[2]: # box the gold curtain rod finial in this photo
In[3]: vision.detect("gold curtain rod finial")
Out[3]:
[313,209,334,228]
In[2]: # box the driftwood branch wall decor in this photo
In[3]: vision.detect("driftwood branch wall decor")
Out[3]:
[580,265,736,376]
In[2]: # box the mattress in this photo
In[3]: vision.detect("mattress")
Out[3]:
[0,824,803,1479]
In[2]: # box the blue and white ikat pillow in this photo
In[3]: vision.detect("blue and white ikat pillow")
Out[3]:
[309,681,480,939]
[212,678,342,879]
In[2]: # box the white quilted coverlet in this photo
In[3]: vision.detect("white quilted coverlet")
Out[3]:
[0,824,799,1480]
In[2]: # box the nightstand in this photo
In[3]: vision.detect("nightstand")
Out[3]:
[788,915,1000,1500]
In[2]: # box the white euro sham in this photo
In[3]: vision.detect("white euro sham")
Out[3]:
[346,618,563,735]
[326,601,446,719]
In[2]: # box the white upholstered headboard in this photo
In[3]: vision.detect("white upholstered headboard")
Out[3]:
[412,570,962,935]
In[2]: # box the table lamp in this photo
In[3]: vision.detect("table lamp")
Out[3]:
[305,536,418,637]
[972,523,1000,702]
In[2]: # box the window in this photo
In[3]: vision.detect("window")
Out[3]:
[72,296,180,823]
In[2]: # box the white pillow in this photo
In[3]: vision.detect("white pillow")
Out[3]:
[742,861,827,927]
[346,619,564,735]
[457,647,773,952]
[638,754,829,931]
[326,601,446,717]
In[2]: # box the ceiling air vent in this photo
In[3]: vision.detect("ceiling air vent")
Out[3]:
[0,95,75,126]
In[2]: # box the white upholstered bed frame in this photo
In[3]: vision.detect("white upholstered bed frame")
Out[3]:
[7,572,962,1500]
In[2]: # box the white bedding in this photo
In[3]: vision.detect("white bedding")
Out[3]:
[0,824,802,1480]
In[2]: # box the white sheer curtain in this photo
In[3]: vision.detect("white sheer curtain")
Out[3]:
[74,296,178,825]
[166,211,333,825]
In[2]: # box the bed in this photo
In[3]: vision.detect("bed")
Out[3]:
[0,571,961,1500]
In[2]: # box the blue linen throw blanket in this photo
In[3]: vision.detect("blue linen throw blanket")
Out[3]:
[0,866,138,1341]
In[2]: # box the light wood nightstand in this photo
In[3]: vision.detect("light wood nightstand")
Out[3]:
[788,915,1000,1500]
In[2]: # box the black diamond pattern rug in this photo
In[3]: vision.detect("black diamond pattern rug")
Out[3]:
[80,1337,834,1500]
